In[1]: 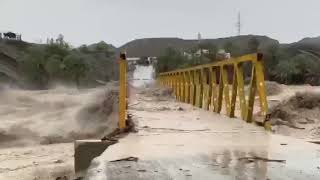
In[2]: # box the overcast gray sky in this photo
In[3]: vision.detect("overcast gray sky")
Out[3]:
[1,0,319,47]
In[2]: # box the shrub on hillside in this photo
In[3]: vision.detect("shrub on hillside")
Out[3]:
[273,54,320,85]
[20,36,116,89]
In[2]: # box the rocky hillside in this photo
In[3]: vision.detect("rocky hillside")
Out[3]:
[0,39,31,60]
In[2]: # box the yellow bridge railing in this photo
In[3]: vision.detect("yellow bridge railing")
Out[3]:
[158,53,270,128]
[119,53,127,129]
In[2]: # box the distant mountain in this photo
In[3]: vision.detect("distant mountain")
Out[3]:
[287,37,320,51]
[2,35,320,64]
[118,38,191,57]
[284,36,320,57]
[296,36,320,46]
[118,35,279,57]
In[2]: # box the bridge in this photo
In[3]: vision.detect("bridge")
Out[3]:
[75,53,320,179]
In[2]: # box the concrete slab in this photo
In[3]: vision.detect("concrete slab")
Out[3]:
[74,140,116,177]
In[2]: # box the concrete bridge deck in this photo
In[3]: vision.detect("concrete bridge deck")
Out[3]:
[85,90,320,180]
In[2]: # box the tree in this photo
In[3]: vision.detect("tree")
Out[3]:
[274,59,300,84]
[63,53,88,87]
[94,41,114,57]
[223,41,240,57]
[21,35,118,89]
[264,44,281,79]
[274,54,320,85]
[198,42,218,62]
[56,34,64,46]
[20,46,50,88]
[79,45,90,54]
[45,54,64,80]
[156,47,185,73]
[45,43,70,60]
[247,37,260,53]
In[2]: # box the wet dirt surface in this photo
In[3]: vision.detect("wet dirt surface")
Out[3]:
[86,88,320,180]
[0,143,74,180]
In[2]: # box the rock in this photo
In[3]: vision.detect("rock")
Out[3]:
[53,159,64,164]
[137,169,147,172]
[56,176,68,180]
[297,118,308,124]
[306,118,317,123]
[177,107,184,111]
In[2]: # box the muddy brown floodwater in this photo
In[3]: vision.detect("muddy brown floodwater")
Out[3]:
[0,84,119,180]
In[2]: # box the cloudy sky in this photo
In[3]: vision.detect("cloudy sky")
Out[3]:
[1,0,319,47]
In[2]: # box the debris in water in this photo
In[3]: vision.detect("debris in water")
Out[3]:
[177,107,184,111]
[137,169,147,172]
[109,157,139,162]
[55,176,68,180]
[54,159,64,164]
[128,102,141,107]
[268,91,320,138]
[239,156,286,163]
[101,114,136,141]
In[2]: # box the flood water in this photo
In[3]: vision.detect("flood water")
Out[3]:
[0,85,118,148]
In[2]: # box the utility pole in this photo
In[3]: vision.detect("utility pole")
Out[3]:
[197,32,203,60]
[197,32,202,44]
[236,12,241,36]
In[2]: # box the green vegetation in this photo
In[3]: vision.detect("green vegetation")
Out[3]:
[155,47,185,73]
[156,42,221,74]
[155,37,320,86]
[20,35,117,89]
[272,54,320,85]
[2,34,320,87]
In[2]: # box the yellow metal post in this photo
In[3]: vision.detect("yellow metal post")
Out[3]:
[236,63,247,120]
[184,72,190,103]
[189,71,195,105]
[118,53,127,129]
[195,70,202,108]
[229,64,238,118]
[201,68,210,110]
[255,54,268,117]
[180,72,185,101]
[175,73,179,99]
[210,68,218,112]
[221,65,231,116]
[216,66,224,113]
[246,65,257,122]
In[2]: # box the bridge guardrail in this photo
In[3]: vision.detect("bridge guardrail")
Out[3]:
[158,53,269,128]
